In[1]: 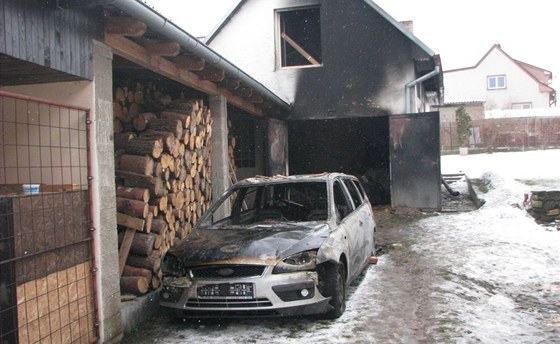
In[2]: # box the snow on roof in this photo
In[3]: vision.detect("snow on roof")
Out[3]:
[485,107,560,119]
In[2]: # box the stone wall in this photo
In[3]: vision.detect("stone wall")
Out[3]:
[528,191,560,224]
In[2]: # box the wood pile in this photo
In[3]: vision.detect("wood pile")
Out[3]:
[113,83,214,296]
[227,119,238,183]
[527,191,560,225]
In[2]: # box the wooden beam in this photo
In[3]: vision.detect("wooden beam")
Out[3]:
[105,33,263,117]
[248,94,264,104]
[281,32,321,65]
[234,85,253,98]
[224,78,240,90]
[260,101,273,110]
[144,42,181,57]
[118,228,136,276]
[105,17,147,37]
[174,56,206,71]
[197,68,226,82]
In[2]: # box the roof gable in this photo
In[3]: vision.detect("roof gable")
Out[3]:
[445,44,554,93]
[204,0,435,57]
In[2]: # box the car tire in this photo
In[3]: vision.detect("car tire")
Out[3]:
[320,262,346,319]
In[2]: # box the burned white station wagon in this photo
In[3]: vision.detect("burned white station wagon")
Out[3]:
[160,173,376,318]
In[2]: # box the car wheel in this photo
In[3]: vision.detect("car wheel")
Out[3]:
[320,262,346,319]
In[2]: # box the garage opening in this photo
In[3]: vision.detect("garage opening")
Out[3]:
[227,110,266,181]
[288,116,390,205]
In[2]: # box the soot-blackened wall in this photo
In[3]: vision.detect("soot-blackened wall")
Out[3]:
[288,116,390,205]
[292,0,424,119]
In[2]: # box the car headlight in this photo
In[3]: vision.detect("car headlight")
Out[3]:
[272,250,317,274]
[162,254,186,277]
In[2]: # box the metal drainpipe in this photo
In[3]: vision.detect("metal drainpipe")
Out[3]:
[108,0,291,111]
[405,65,440,113]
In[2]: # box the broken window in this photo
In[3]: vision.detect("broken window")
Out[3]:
[201,181,328,227]
[343,179,363,208]
[277,6,322,68]
[333,180,353,220]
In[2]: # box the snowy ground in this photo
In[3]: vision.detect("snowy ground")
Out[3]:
[123,149,560,344]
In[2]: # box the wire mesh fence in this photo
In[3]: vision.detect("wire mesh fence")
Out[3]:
[0,92,98,344]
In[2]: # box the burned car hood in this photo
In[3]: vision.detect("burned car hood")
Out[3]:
[168,223,332,266]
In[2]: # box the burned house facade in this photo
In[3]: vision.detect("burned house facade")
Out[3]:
[206,0,444,209]
[1,0,443,342]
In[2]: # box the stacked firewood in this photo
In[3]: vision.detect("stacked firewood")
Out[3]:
[113,83,213,296]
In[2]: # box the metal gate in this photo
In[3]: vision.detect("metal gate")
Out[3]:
[0,91,98,343]
[390,112,441,210]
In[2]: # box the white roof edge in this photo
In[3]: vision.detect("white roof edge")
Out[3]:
[363,0,435,57]
[204,0,245,44]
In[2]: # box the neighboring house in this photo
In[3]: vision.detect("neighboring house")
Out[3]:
[206,0,444,209]
[439,44,558,151]
[436,101,485,123]
[444,44,556,110]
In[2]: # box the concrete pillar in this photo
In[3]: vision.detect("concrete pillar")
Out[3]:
[91,40,123,343]
[210,95,231,217]
[267,118,289,176]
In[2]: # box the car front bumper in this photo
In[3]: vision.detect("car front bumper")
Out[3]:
[160,267,331,317]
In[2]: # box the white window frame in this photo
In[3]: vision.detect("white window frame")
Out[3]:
[512,102,533,110]
[487,75,507,90]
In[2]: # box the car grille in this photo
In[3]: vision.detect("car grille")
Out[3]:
[186,298,273,308]
[180,309,281,318]
[190,265,266,279]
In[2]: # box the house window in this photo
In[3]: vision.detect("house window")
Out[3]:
[277,7,322,68]
[512,102,532,109]
[487,75,506,89]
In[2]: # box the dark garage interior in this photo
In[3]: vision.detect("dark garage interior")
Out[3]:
[288,116,390,205]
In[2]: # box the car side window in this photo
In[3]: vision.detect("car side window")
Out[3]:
[352,179,368,202]
[333,180,354,220]
[343,179,362,208]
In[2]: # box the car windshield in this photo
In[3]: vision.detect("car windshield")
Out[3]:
[198,181,328,229]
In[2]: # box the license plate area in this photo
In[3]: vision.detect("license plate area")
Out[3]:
[197,283,254,299]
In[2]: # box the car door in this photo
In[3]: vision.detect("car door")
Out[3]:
[343,179,375,270]
[333,179,361,281]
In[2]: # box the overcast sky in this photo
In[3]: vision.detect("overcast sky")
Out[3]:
[144,0,559,93]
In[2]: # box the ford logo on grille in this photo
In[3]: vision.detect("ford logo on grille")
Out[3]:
[217,268,235,276]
